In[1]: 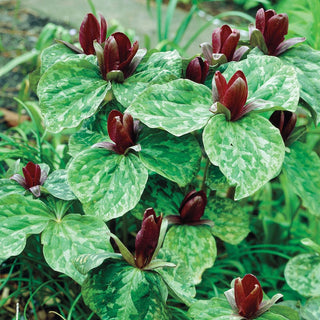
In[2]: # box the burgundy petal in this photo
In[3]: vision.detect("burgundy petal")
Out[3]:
[214,71,228,101]
[179,190,207,223]
[212,28,222,53]
[255,8,266,34]
[265,14,288,54]
[186,57,209,84]
[220,25,233,47]
[99,14,107,44]
[104,36,120,73]
[107,110,123,143]
[221,30,240,62]
[112,32,131,63]
[135,208,162,268]
[79,13,101,55]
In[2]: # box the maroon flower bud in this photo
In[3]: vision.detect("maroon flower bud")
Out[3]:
[186,57,209,84]
[135,208,163,269]
[102,32,139,81]
[79,13,107,55]
[234,274,263,318]
[253,8,305,56]
[201,25,248,65]
[179,190,207,223]
[212,71,257,121]
[212,25,240,62]
[107,110,138,154]
[10,162,47,197]
[269,110,297,143]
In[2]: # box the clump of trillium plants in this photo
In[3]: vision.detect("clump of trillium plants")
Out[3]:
[1,5,320,320]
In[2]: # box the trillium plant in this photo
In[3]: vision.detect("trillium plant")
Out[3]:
[1,4,320,320]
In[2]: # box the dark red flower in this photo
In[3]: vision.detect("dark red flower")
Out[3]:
[92,110,139,155]
[79,13,107,55]
[179,190,207,223]
[212,71,257,121]
[100,32,139,81]
[10,162,47,197]
[252,8,305,56]
[186,57,209,84]
[269,110,297,143]
[135,208,163,269]
[234,274,263,318]
[201,25,248,65]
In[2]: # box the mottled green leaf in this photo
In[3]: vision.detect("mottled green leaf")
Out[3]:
[188,297,239,320]
[130,174,183,220]
[188,298,298,320]
[0,179,25,197]
[223,54,299,112]
[40,43,80,74]
[136,50,182,76]
[283,141,320,216]
[41,214,112,284]
[284,253,320,296]
[281,45,320,124]
[139,127,201,186]
[74,252,122,275]
[68,149,148,221]
[113,70,178,108]
[162,225,217,285]
[301,296,320,320]
[203,114,285,200]
[38,57,110,133]
[68,129,108,157]
[112,50,181,107]
[205,197,249,245]
[82,260,170,320]
[43,169,76,201]
[0,194,54,261]
[126,79,213,136]
[206,164,230,191]
[155,252,196,306]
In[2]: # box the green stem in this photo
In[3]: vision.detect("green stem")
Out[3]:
[201,158,210,193]
[122,214,128,247]
[287,198,302,240]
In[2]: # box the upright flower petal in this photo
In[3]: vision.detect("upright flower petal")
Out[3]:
[107,110,136,155]
[186,57,209,84]
[234,274,263,318]
[135,208,163,269]
[179,190,207,223]
[79,13,107,55]
[213,71,250,121]
[269,110,297,143]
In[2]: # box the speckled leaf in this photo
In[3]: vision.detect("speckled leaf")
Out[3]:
[68,148,148,221]
[136,50,182,76]
[130,174,183,220]
[41,214,112,284]
[113,50,181,108]
[283,141,320,217]
[82,260,170,320]
[74,252,122,275]
[188,298,298,320]
[113,70,178,108]
[203,114,285,200]
[285,253,320,297]
[139,126,201,186]
[206,164,230,191]
[43,169,76,201]
[126,79,213,136]
[0,194,54,261]
[301,296,320,320]
[281,45,320,124]
[188,297,239,320]
[162,225,217,285]
[205,197,249,245]
[40,43,79,74]
[38,57,110,133]
[68,129,108,157]
[155,252,196,306]
[0,179,25,197]
[223,54,299,112]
